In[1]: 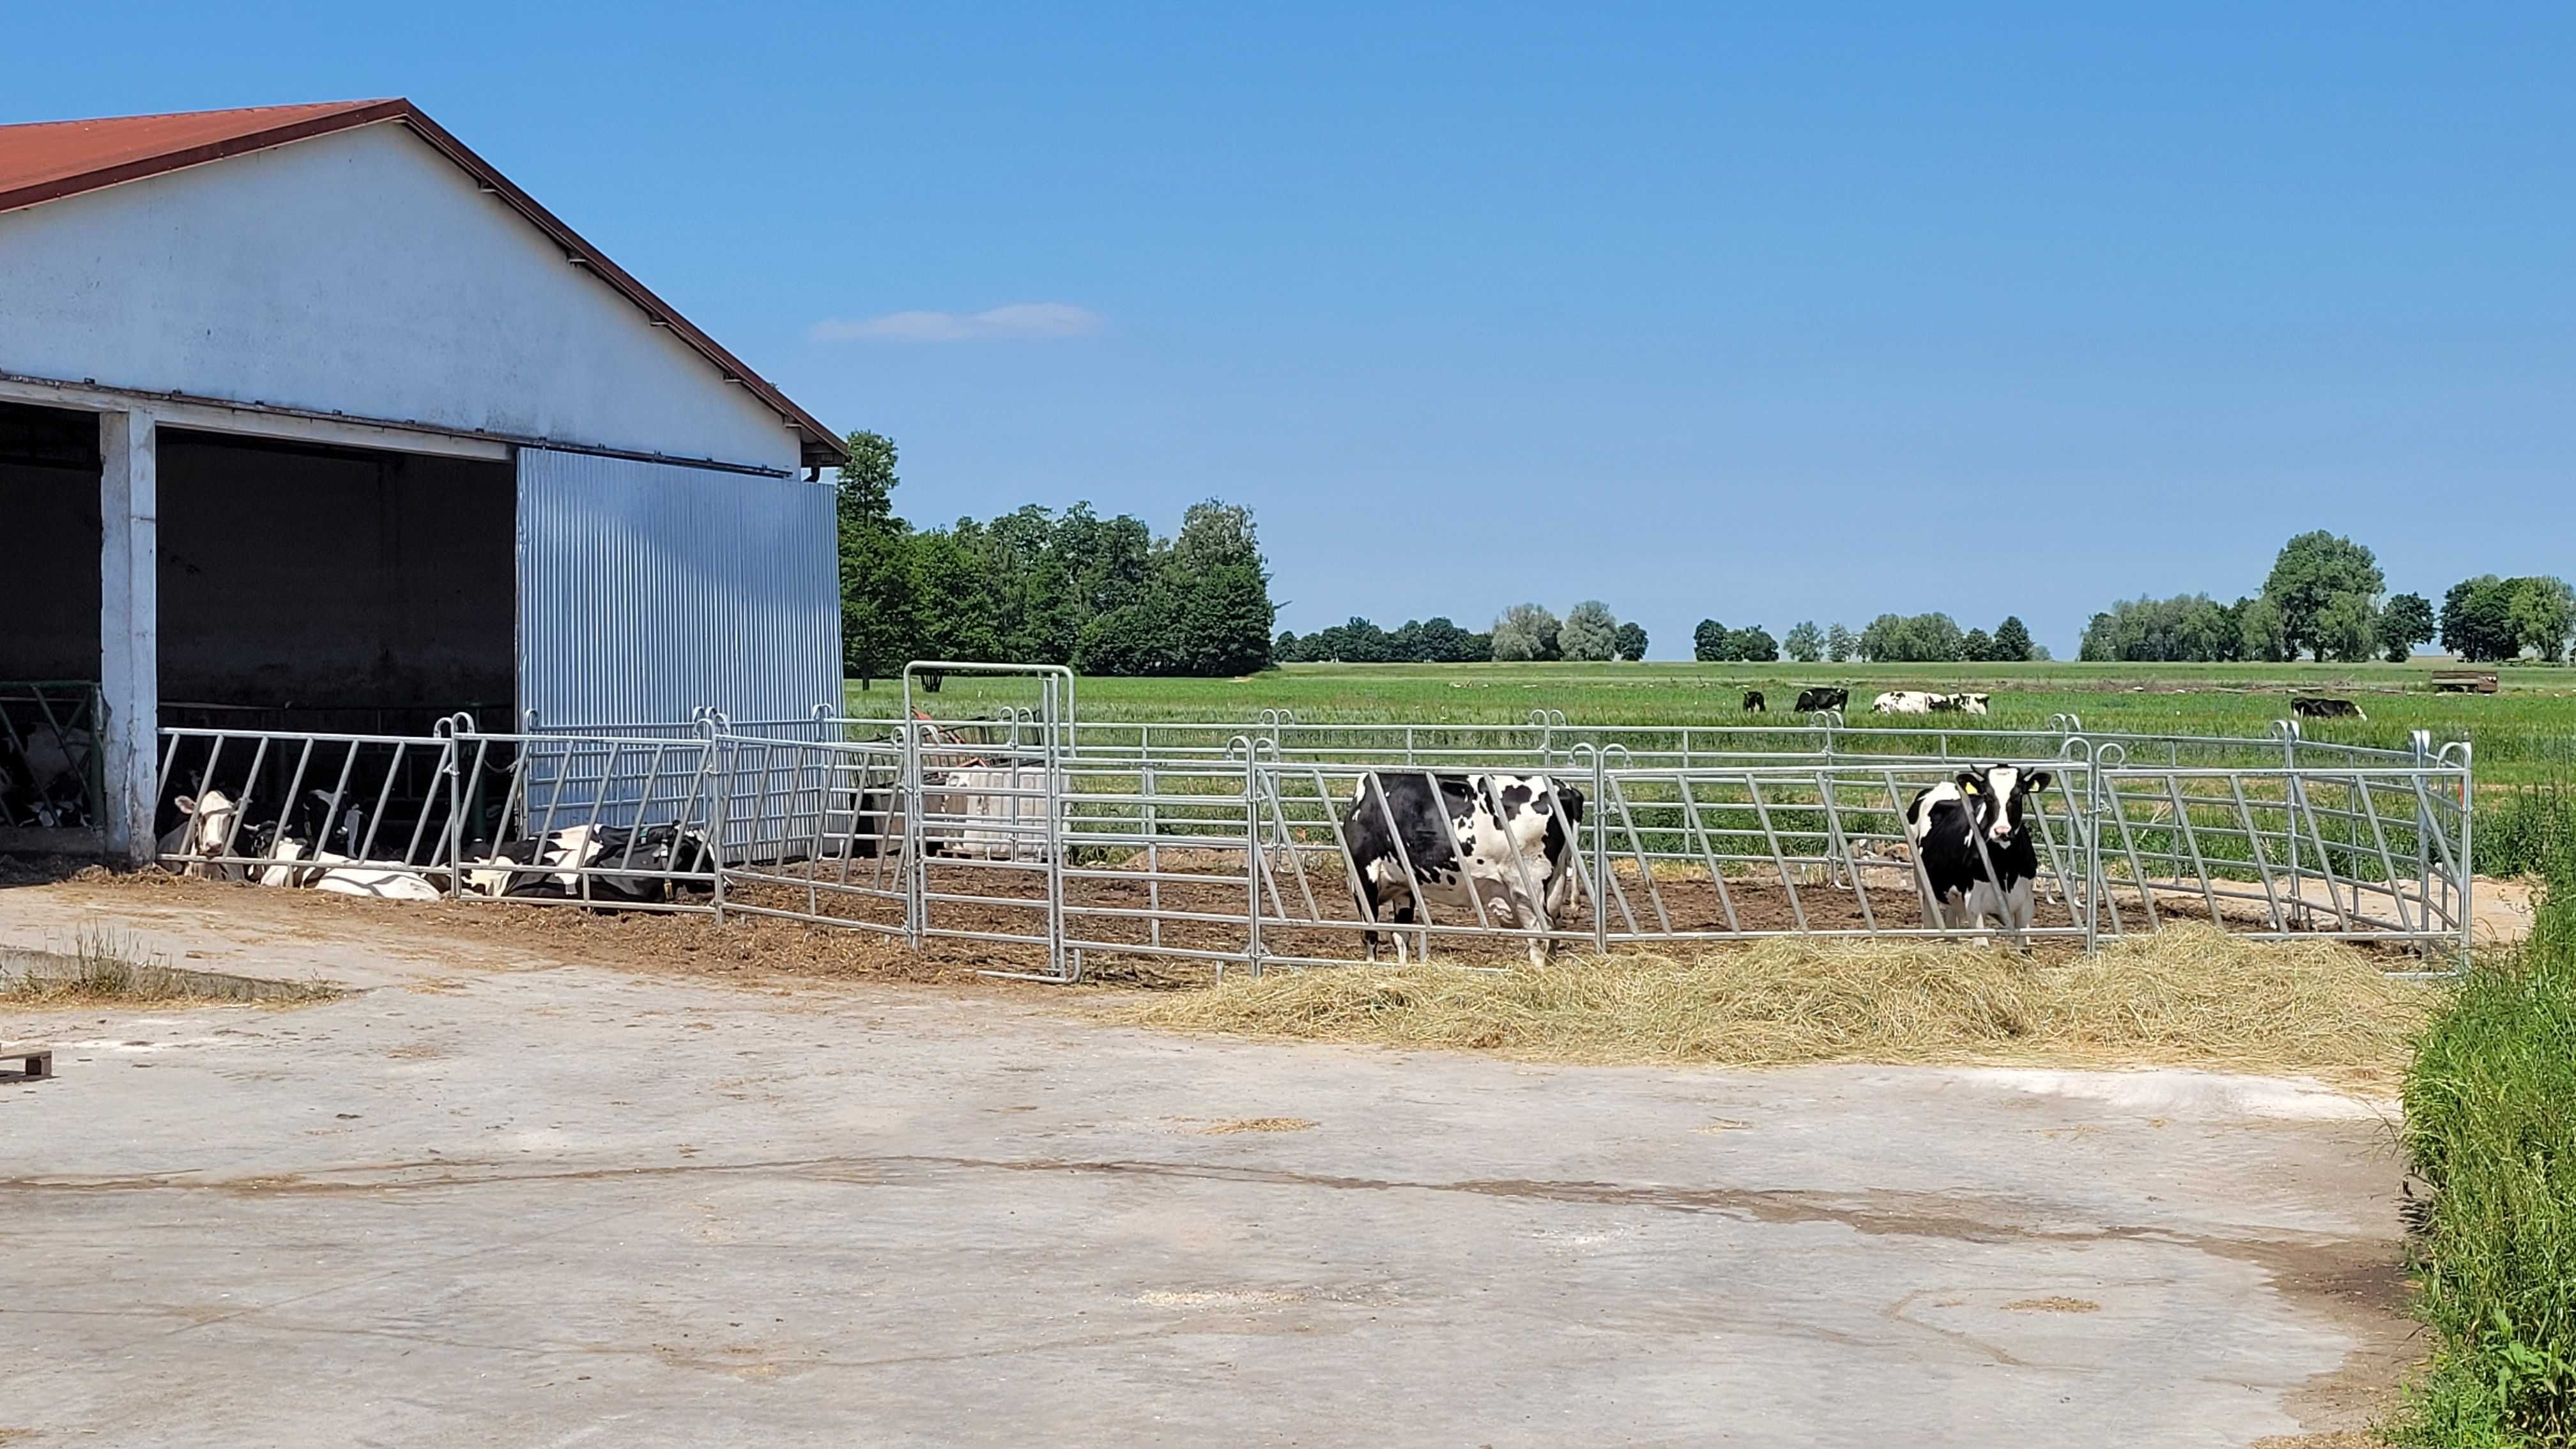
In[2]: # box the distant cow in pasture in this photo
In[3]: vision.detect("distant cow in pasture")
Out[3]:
[1928,693,1991,716]
[1794,687,1848,714]
[1742,690,1766,713]
[2292,697,2366,721]
[1902,764,2055,949]
[1342,771,1586,967]
[1872,691,1939,715]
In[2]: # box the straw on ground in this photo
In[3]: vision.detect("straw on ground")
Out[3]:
[1122,924,2434,1089]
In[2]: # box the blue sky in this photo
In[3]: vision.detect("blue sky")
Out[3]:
[10,3,2572,657]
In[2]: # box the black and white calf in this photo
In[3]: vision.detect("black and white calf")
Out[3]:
[1341,772,1586,967]
[1901,764,2056,947]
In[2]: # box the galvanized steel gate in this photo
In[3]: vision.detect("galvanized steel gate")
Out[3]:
[150,697,2478,979]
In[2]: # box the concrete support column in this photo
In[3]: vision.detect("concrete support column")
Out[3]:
[98,410,158,861]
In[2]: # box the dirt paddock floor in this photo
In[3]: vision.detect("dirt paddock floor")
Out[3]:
[0,866,2424,1445]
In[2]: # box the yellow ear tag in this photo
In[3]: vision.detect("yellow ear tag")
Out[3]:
[1961,783,1977,795]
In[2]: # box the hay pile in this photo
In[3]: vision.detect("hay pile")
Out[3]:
[1122,924,2435,1087]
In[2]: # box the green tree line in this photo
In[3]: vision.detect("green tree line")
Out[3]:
[1694,614,2037,663]
[1276,601,1649,663]
[837,431,1276,686]
[2080,531,2573,664]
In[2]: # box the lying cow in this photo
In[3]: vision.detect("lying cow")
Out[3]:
[1872,691,1938,715]
[158,788,441,897]
[0,724,91,828]
[1794,687,1848,714]
[1902,765,2055,948]
[1342,772,1585,967]
[2292,697,2366,721]
[1929,693,1991,716]
[461,824,712,903]
[158,790,246,878]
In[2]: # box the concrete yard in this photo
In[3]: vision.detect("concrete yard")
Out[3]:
[0,883,2412,1446]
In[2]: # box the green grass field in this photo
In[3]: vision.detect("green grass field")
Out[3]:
[857,659,2576,786]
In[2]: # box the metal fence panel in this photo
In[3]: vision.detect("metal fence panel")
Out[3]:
[146,703,2477,976]
[517,448,839,731]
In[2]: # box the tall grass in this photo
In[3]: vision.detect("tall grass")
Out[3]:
[2476,781,2576,882]
[2391,838,2576,1445]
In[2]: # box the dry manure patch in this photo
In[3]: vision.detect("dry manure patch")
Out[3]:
[1121,924,2434,1089]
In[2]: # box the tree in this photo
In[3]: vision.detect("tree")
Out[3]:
[2079,595,2244,663]
[1825,623,1854,663]
[2511,576,2575,663]
[836,429,920,689]
[1693,619,1730,663]
[1395,617,1489,663]
[1078,603,1170,676]
[1560,601,1620,661]
[2262,531,2384,660]
[1307,617,1392,663]
[2379,592,2435,664]
[2313,590,2380,664]
[1991,616,2034,663]
[1154,500,1275,676]
[1728,625,1779,663]
[1492,603,1561,662]
[1784,621,1823,663]
[1961,628,1994,663]
[2442,576,2521,663]
[1857,612,1965,663]
[2237,595,2288,663]
[1611,622,1648,662]
[911,524,1003,668]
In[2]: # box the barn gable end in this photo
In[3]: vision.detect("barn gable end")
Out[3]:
[0,115,813,473]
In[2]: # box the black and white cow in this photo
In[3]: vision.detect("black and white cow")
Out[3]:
[1342,772,1585,967]
[1742,690,1766,713]
[1794,687,1849,714]
[1901,764,2055,947]
[2292,697,2366,721]
[157,790,246,878]
[461,823,712,903]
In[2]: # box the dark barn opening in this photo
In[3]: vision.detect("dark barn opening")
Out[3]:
[156,429,516,735]
[0,401,106,835]
[0,401,103,682]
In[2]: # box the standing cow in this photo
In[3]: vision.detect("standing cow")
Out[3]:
[1742,690,1766,713]
[1902,764,2055,949]
[1342,772,1585,967]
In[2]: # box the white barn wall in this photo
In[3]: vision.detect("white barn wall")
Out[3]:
[0,123,798,473]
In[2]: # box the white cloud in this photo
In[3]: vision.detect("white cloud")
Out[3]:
[810,302,1103,343]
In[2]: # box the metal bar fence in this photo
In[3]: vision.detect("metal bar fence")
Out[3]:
[146,707,2475,976]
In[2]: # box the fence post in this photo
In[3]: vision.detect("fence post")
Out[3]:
[2280,720,2303,927]
[1591,746,1609,954]
[2458,742,2476,967]
[1244,748,1264,977]
[705,724,729,926]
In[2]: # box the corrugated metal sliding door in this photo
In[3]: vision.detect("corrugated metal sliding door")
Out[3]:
[517,448,839,728]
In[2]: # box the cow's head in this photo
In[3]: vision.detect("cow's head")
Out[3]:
[172,790,242,859]
[1954,765,2052,847]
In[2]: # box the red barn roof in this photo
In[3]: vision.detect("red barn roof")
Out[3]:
[0,100,843,469]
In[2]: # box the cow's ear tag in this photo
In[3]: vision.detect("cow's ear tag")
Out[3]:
[1960,783,1977,795]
